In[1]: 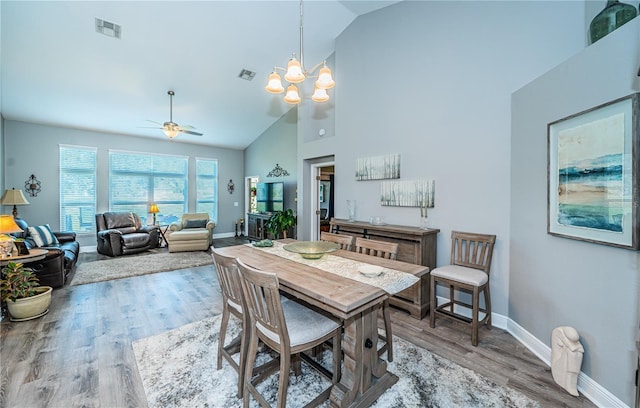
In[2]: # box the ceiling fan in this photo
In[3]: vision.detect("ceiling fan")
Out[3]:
[146,90,203,139]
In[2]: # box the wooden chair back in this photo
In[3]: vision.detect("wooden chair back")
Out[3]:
[450,231,496,275]
[211,249,244,310]
[236,259,290,348]
[320,232,355,251]
[354,237,399,260]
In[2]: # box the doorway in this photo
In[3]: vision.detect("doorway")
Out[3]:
[309,162,335,240]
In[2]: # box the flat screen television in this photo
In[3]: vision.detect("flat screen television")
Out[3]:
[256,182,284,213]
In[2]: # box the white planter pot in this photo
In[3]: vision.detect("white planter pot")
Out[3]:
[6,286,52,321]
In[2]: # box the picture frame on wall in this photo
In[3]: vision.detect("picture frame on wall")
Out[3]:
[547,93,639,250]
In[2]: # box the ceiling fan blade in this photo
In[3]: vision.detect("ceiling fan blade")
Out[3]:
[145,120,164,126]
[180,129,204,136]
[138,126,163,129]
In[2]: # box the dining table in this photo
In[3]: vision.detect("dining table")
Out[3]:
[217,239,428,408]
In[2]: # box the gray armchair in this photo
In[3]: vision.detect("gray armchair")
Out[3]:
[95,212,159,257]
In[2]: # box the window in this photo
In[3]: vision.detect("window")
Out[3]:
[109,150,188,225]
[60,145,97,233]
[196,158,218,223]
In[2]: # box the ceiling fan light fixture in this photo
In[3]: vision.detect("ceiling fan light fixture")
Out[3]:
[265,71,285,94]
[163,122,180,139]
[283,84,302,104]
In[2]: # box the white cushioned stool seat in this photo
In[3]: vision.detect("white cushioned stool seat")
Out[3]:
[257,300,340,347]
[431,265,488,286]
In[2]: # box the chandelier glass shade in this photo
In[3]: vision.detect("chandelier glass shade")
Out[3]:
[265,1,335,104]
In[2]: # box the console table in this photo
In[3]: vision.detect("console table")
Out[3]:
[330,218,439,319]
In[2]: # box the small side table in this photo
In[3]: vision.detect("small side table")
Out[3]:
[0,248,48,266]
[154,225,169,248]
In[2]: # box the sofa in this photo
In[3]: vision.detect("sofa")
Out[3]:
[95,212,159,257]
[12,218,80,288]
[166,213,215,253]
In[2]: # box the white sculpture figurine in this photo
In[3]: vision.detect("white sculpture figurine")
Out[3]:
[551,326,584,396]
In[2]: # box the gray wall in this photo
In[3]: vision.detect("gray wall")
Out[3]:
[244,107,298,214]
[511,18,640,406]
[299,0,585,316]
[3,120,245,246]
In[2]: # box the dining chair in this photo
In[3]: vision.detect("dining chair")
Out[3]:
[320,231,355,251]
[236,259,342,408]
[211,249,248,398]
[353,237,398,362]
[429,230,496,346]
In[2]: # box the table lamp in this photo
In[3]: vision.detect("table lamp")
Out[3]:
[1,188,30,218]
[0,214,23,258]
[149,204,160,225]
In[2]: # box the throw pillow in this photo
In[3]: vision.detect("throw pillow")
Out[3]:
[184,219,207,229]
[28,224,59,247]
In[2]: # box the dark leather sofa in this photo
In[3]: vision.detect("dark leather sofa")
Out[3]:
[12,218,80,288]
[95,212,159,257]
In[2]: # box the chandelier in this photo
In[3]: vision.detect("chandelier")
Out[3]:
[264,0,335,104]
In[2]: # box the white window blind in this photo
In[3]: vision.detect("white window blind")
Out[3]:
[196,158,218,223]
[59,145,97,233]
[109,150,188,225]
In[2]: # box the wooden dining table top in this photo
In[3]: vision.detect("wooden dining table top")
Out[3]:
[216,239,428,320]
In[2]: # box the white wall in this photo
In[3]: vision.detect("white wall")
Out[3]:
[3,120,245,246]
[511,18,640,406]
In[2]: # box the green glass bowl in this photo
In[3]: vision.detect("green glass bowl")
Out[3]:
[283,241,340,259]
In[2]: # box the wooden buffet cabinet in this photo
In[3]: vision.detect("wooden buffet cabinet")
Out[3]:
[330,218,439,319]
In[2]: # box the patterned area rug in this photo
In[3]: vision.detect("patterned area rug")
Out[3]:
[132,315,541,408]
[70,251,213,286]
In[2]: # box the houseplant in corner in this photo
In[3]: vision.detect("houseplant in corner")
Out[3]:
[265,209,296,239]
[0,261,52,321]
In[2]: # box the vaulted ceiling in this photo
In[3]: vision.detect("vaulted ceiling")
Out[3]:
[1,1,398,149]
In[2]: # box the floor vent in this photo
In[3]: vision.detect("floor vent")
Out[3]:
[95,18,121,39]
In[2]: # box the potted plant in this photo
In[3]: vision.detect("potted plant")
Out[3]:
[265,209,296,239]
[0,261,52,321]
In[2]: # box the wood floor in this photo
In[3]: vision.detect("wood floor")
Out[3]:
[0,238,596,408]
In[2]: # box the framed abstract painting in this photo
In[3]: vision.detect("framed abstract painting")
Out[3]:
[547,93,639,249]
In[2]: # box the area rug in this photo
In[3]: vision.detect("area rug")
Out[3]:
[132,315,540,408]
[70,251,213,286]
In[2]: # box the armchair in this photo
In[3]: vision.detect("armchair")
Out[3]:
[95,212,159,257]
[166,213,215,253]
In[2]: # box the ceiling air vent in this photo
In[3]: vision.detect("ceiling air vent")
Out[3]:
[238,69,256,81]
[95,18,121,39]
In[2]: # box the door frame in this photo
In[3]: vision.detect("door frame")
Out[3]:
[309,160,334,241]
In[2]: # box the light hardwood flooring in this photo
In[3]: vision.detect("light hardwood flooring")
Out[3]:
[1,238,596,408]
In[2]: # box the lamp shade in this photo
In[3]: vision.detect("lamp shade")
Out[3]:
[1,188,30,206]
[311,86,329,103]
[149,204,160,214]
[283,84,302,104]
[0,215,23,234]
[265,71,284,94]
[284,56,305,83]
[315,66,335,89]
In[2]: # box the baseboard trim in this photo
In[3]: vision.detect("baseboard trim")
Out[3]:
[436,295,628,408]
[212,232,239,239]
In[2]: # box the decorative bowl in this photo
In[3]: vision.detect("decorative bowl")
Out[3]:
[283,241,340,259]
